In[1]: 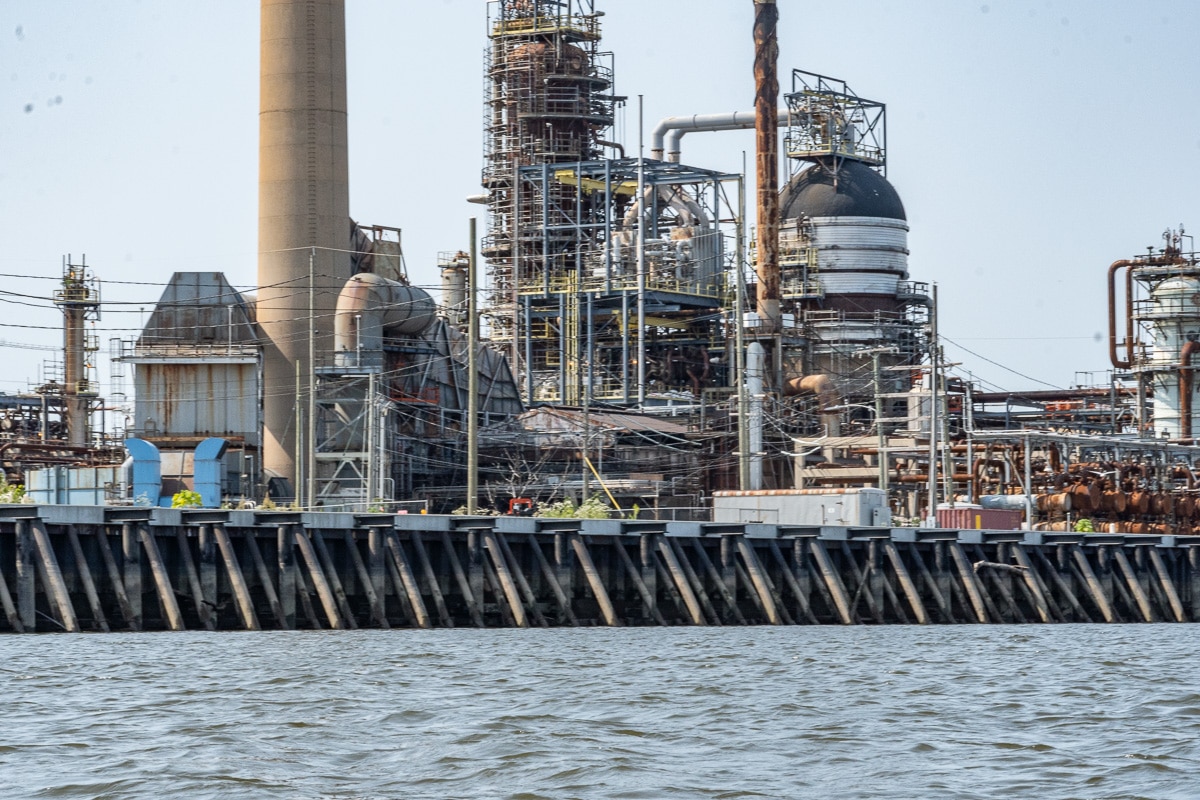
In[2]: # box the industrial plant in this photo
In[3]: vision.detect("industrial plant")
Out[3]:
[6,0,1200,538]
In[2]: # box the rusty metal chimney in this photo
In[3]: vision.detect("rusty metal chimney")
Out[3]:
[258,0,352,485]
[753,0,780,331]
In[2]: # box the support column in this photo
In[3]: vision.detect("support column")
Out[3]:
[883,540,929,624]
[68,527,109,632]
[277,524,297,629]
[949,542,989,624]
[199,524,218,618]
[16,520,35,631]
[1073,545,1115,623]
[138,523,184,632]
[31,522,79,633]
[810,539,853,625]
[1148,547,1185,623]
[368,528,387,622]
[640,533,657,620]
[571,534,618,626]
[657,536,704,625]
[736,537,780,625]
[122,521,143,629]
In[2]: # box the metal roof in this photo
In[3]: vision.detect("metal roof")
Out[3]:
[781,159,906,221]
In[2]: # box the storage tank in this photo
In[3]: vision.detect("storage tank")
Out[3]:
[780,157,924,401]
[1147,275,1200,438]
[780,159,908,315]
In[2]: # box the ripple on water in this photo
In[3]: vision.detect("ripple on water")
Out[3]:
[3,627,1200,799]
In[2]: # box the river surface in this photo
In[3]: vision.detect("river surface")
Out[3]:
[3,625,1200,799]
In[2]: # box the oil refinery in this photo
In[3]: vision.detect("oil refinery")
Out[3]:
[5,0,1200,537]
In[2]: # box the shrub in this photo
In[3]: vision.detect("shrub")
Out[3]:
[171,489,203,508]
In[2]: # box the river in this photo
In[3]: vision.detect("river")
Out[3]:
[3,625,1199,798]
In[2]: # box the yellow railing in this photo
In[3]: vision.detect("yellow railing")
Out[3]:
[517,272,724,300]
[492,14,599,40]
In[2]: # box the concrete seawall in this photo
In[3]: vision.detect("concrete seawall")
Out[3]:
[1,505,1196,631]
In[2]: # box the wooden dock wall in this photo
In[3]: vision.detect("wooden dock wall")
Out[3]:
[2,506,1199,631]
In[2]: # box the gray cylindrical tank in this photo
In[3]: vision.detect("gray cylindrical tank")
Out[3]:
[1147,276,1200,438]
[257,0,352,482]
[979,494,1031,512]
[441,253,468,326]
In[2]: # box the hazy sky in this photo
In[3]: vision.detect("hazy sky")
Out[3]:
[2,0,1198,401]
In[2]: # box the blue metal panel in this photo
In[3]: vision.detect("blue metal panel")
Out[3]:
[193,437,229,508]
[125,438,166,507]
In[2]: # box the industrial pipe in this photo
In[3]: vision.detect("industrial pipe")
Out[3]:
[1107,251,1187,369]
[649,109,787,162]
[747,342,765,490]
[1180,338,1198,441]
[333,274,436,367]
[595,138,625,158]
[1107,259,1136,369]
[783,373,838,409]
[971,457,1011,501]
[784,373,841,439]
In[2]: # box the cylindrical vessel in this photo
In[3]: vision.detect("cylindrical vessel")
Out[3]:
[1147,276,1200,438]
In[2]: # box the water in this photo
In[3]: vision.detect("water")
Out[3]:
[3,626,1200,799]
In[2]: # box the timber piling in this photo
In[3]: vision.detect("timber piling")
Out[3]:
[7,505,1200,631]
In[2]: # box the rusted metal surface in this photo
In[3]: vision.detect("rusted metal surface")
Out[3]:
[753,0,780,329]
[1107,249,1186,369]
[135,363,259,444]
[1180,339,1198,440]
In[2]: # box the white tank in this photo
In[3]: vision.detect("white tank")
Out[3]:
[1148,276,1200,437]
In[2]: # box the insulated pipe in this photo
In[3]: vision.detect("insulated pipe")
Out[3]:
[649,109,787,162]
[753,0,780,329]
[747,342,765,490]
[783,373,838,408]
[1180,338,1198,441]
[784,373,841,439]
[333,273,436,366]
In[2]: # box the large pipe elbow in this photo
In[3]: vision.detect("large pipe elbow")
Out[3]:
[784,373,840,411]
[650,109,787,163]
[333,273,436,359]
[1107,259,1134,369]
[1107,250,1190,370]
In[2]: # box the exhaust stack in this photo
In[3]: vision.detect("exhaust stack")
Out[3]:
[753,0,780,331]
[257,0,353,484]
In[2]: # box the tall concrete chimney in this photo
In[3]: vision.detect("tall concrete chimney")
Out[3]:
[258,0,352,487]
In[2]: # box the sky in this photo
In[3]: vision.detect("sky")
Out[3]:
[1,0,1198,405]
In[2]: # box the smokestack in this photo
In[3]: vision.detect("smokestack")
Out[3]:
[258,0,352,485]
[753,0,780,330]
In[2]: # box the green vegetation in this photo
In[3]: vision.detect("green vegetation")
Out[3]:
[0,477,25,504]
[171,489,203,508]
[535,496,612,519]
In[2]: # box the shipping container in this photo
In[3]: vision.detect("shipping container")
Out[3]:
[936,505,1023,531]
